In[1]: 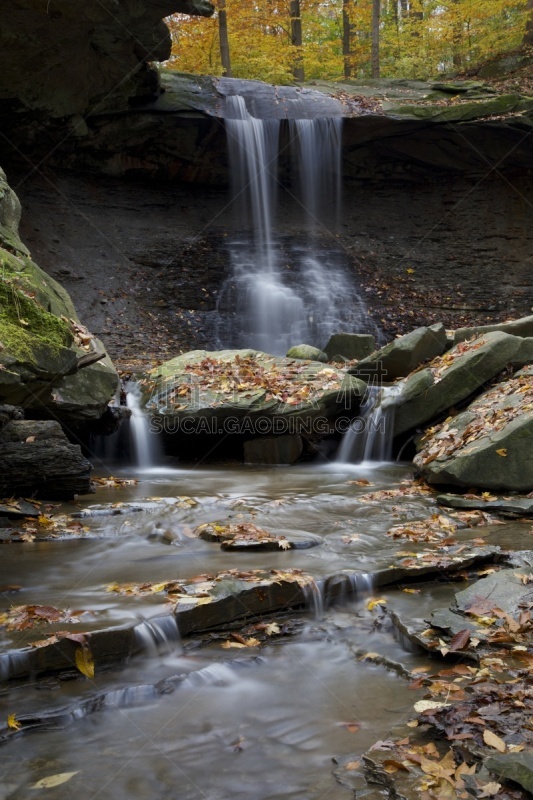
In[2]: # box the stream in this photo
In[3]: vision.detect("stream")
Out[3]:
[0,461,449,799]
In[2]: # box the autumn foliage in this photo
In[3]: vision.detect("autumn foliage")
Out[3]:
[166,0,528,84]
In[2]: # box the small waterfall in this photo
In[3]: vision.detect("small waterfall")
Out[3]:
[337,386,398,464]
[125,382,161,469]
[302,577,326,619]
[133,615,182,657]
[216,96,376,354]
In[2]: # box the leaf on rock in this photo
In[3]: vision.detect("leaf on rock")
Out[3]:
[482,729,506,752]
[448,629,471,652]
[7,713,21,731]
[75,645,95,679]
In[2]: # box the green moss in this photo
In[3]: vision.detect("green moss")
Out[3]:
[0,280,73,363]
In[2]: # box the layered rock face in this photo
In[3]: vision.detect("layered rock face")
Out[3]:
[0,0,213,119]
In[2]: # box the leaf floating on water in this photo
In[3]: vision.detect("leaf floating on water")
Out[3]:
[75,645,95,679]
[483,729,506,752]
[31,772,79,789]
[414,700,451,713]
[7,713,21,731]
[495,448,508,457]
[367,598,387,611]
[338,721,360,733]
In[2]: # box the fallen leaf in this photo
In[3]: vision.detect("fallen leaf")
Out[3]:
[448,629,471,652]
[414,700,451,713]
[339,721,360,733]
[483,729,506,752]
[478,782,502,798]
[75,645,95,679]
[7,713,21,731]
[495,449,507,457]
[31,772,79,789]
[367,598,387,611]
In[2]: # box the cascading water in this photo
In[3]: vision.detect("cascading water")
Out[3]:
[216,96,376,354]
[337,385,399,464]
[125,382,162,469]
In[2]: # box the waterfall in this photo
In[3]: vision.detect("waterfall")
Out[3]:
[216,96,375,355]
[125,382,161,469]
[337,386,398,464]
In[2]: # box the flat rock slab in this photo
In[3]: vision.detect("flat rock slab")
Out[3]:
[438,494,533,516]
[0,499,41,518]
[375,544,500,587]
[0,568,314,682]
[454,568,533,617]
[453,314,533,344]
[389,331,523,437]
[415,370,533,491]
[388,607,479,661]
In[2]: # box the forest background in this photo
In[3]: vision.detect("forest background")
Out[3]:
[166,0,532,85]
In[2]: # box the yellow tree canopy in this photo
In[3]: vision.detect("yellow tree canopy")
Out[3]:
[166,0,529,84]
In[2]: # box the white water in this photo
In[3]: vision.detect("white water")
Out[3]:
[337,386,399,464]
[125,382,162,469]
[217,96,376,354]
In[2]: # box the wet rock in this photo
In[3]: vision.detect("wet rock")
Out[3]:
[437,494,533,516]
[145,349,366,460]
[485,752,533,794]
[385,93,533,122]
[195,521,318,550]
[454,569,533,618]
[244,435,303,465]
[415,369,533,491]
[453,314,533,344]
[0,420,93,499]
[390,331,523,437]
[349,323,447,382]
[286,344,328,362]
[375,544,500,587]
[324,333,376,362]
[0,498,41,519]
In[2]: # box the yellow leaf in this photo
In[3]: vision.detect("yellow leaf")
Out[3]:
[367,598,387,611]
[75,645,94,678]
[7,713,21,731]
[495,448,507,457]
[483,729,506,752]
[37,515,55,527]
[406,268,415,274]
[31,772,79,789]
[221,640,246,649]
[265,622,280,635]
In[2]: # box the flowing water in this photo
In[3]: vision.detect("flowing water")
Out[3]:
[0,462,449,799]
[337,386,400,465]
[216,96,376,354]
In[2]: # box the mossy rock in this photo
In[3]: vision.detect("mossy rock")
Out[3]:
[385,94,533,122]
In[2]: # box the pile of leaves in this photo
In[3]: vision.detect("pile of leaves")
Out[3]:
[0,513,89,543]
[387,510,501,543]
[428,337,486,383]
[194,521,291,550]
[418,372,533,466]
[92,477,138,489]
[357,477,435,503]
[150,354,344,410]
[0,605,87,632]
[106,567,314,605]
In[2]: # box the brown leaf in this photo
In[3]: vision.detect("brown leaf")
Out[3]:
[448,629,471,652]
[483,729,506,752]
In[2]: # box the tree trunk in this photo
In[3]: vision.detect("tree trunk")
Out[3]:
[371,0,380,78]
[290,0,305,82]
[342,0,352,79]
[524,0,533,44]
[218,0,232,77]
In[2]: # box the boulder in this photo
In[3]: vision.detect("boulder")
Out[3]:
[389,331,523,437]
[349,323,447,382]
[452,314,533,344]
[414,369,533,491]
[323,333,376,362]
[286,344,328,363]
[0,420,93,498]
[485,753,533,794]
[145,349,366,460]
